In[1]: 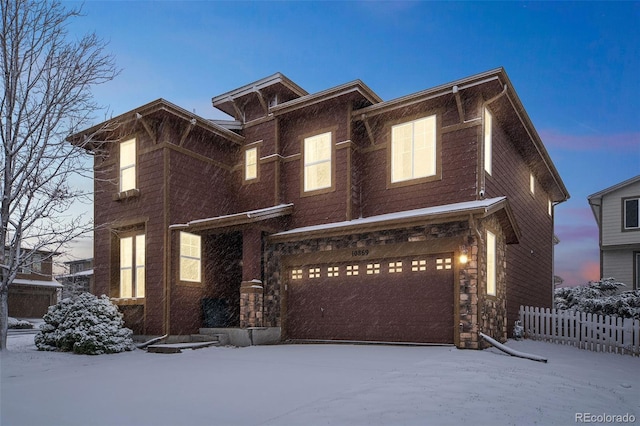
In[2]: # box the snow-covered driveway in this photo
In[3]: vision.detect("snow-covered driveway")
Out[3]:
[2,334,638,425]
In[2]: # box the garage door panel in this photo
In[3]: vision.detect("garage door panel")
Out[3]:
[286,254,454,343]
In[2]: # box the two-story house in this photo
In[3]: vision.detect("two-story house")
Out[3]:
[8,249,61,318]
[57,258,94,299]
[69,68,569,349]
[588,175,640,291]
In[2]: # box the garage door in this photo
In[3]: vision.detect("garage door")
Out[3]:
[285,253,454,343]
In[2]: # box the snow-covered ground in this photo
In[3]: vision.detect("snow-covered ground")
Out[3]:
[1,334,638,426]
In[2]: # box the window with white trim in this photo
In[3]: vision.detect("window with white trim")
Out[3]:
[391,115,437,183]
[486,230,496,296]
[245,147,258,181]
[304,132,332,192]
[120,234,145,298]
[119,138,136,192]
[624,198,639,230]
[484,108,492,175]
[180,232,201,282]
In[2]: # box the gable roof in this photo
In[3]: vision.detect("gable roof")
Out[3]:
[587,174,640,225]
[68,98,244,150]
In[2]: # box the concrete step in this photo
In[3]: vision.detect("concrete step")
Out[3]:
[147,341,219,354]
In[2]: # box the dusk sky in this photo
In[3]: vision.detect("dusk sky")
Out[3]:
[64,1,639,287]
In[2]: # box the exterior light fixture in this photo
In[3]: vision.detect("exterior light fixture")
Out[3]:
[459,246,468,264]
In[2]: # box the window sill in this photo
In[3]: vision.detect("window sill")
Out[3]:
[111,297,145,306]
[113,189,140,201]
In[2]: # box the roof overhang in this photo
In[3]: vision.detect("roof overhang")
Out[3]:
[169,204,294,233]
[270,80,382,116]
[270,197,520,244]
[67,98,244,151]
[212,73,308,118]
[12,278,63,288]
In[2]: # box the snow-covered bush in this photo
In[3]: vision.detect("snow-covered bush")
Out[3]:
[554,278,640,320]
[8,317,33,329]
[35,293,135,355]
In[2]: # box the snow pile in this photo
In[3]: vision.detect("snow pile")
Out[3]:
[555,277,640,320]
[7,317,33,329]
[34,292,135,355]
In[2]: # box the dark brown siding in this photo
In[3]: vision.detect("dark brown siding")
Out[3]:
[485,116,554,329]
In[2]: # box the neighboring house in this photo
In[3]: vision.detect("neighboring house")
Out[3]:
[68,68,569,349]
[588,175,640,291]
[7,249,61,318]
[57,258,94,299]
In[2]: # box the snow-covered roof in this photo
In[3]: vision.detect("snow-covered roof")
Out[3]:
[56,269,94,279]
[12,278,63,288]
[170,204,294,233]
[271,197,519,243]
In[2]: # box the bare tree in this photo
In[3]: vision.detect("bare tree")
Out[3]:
[0,0,118,349]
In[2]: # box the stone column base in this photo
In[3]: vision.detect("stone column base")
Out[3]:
[240,280,263,328]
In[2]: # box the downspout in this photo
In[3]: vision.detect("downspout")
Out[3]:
[479,84,508,199]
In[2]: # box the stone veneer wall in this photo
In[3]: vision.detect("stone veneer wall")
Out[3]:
[239,282,264,328]
[457,214,508,349]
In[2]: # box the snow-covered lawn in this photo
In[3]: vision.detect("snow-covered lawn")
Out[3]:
[1,334,638,426]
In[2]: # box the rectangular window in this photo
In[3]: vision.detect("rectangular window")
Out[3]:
[291,269,303,280]
[304,132,332,192]
[327,266,339,277]
[487,231,496,296]
[366,263,380,275]
[411,260,427,272]
[346,265,359,276]
[389,261,402,273]
[309,267,321,279]
[436,258,452,270]
[530,173,535,195]
[245,147,258,181]
[120,234,145,298]
[180,232,201,282]
[484,108,492,175]
[391,115,436,183]
[624,198,639,229]
[119,138,136,192]
[635,252,640,290]
[548,199,553,216]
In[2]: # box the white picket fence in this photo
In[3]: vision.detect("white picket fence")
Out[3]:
[519,306,640,356]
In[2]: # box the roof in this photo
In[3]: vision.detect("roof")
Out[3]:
[68,98,244,150]
[270,197,520,243]
[57,269,94,279]
[211,73,308,118]
[12,278,63,288]
[170,204,294,233]
[270,80,382,116]
[587,174,640,202]
[353,67,570,204]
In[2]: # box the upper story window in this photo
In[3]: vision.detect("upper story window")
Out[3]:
[245,147,258,181]
[304,132,332,192]
[530,173,536,195]
[484,108,493,175]
[391,115,437,183]
[180,231,201,282]
[120,233,145,298]
[119,138,136,192]
[624,198,639,230]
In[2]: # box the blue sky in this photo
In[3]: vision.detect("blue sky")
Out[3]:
[64,1,639,287]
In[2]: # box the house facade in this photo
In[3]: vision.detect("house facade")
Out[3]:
[8,250,61,318]
[588,175,640,291]
[70,68,569,349]
[57,258,94,299]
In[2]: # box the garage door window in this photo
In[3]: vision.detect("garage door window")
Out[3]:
[366,263,381,275]
[328,266,340,277]
[291,269,303,280]
[346,265,359,276]
[412,259,427,271]
[436,258,452,270]
[389,261,403,273]
[309,268,321,278]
